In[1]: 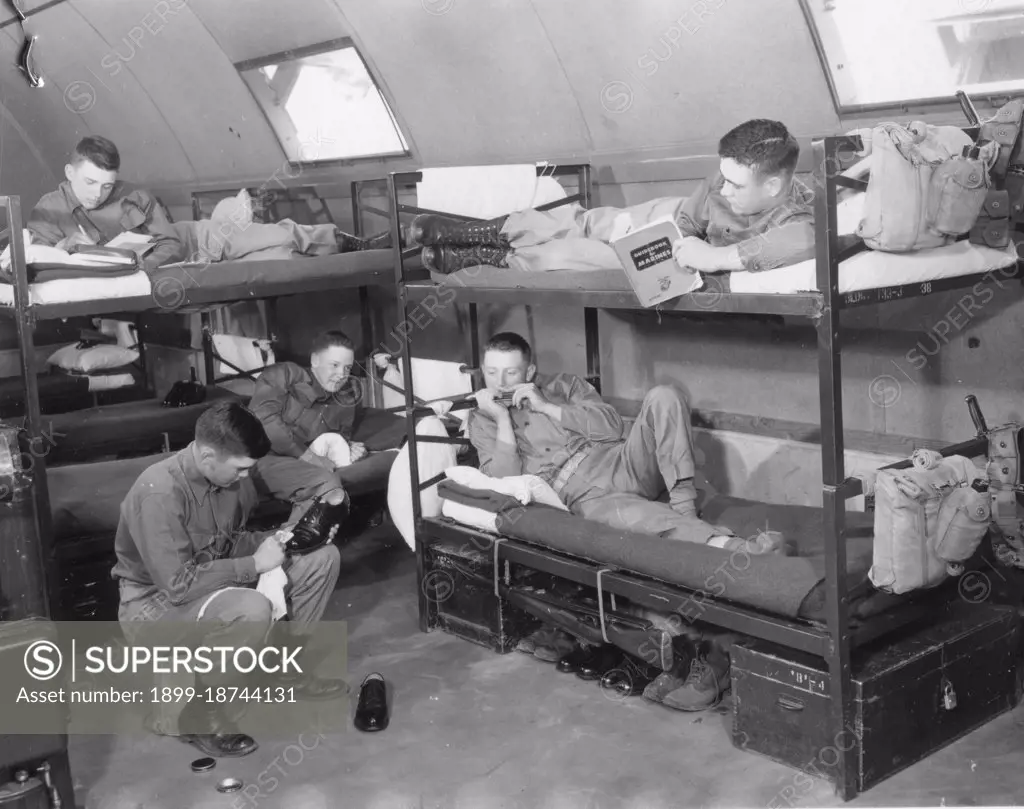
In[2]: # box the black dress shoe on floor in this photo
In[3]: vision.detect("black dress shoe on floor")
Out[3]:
[577,645,624,681]
[354,673,389,732]
[556,643,596,674]
[600,656,663,697]
[175,701,258,758]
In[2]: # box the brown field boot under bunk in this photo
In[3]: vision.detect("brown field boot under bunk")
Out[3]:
[410,213,510,247]
[421,244,510,274]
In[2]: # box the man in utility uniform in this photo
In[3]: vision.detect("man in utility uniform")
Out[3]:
[28,135,184,270]
[113,400,346,758]
[467,331,784,711]
[249,329,407,507]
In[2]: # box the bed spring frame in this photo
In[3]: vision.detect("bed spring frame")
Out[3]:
[387,141,1022,801]
[188,184,387,387]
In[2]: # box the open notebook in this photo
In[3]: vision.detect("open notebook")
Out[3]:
[611,218,702,307]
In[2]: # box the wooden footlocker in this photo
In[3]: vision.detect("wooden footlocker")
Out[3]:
[731,603,1023,795]
[421,523,542,653]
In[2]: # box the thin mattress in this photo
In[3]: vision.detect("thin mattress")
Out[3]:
[437,488,916,625]
[19,387,241,464]
[0,250,404,306]
[426,239,1018,297]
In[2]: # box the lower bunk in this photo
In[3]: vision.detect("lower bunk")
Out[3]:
[0,367,146,419]
[16,385,241,465]
[45,437,400,619]
[418,491,1024,796]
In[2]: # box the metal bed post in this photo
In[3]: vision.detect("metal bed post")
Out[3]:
[199,310,217,385]
[5,196,54,618]
[388,171,430,632]
[353,180,376,363]
[584,309,601,393]
[575,166,599,390]
[812,136,856,801]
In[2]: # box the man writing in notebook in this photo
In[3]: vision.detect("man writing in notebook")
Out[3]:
[407,118,812,277]
[27,135,185,270]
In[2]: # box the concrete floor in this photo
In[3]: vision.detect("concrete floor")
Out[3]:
[70,525,1024,809]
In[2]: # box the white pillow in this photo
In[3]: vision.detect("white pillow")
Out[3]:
[387,416,458,551]
[47,343,139,373]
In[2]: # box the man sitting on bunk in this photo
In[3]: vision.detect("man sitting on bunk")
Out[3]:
[408,118,812,277]
[249,329,408,510]
[467,331,785,710]
[113,400,346,758]
[27,135,185,270]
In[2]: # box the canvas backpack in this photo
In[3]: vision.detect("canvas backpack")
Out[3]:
[869,451,991,595]
[854,122,998,252]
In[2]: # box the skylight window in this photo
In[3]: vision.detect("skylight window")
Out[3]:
[801,0,1024,111]
[238,39,408,163]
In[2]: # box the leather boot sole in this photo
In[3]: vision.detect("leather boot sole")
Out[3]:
[179,733,259,758]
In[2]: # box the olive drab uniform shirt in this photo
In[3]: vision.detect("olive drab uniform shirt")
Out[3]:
[28,180,185,271]
[111,444,272,607]
[248,362,363,458]
[677,172,816,272]
[466,372,625,488]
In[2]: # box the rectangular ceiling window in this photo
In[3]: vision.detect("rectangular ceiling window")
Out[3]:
[237,39,409,163]
[801,0,1024,111]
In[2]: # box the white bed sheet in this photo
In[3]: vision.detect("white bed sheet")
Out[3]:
[0,272,152,306]
[728,240,1019,295]
[729,191,1018,295]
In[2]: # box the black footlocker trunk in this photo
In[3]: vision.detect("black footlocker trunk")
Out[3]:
[422,523,542,653]
[0,619,76,806]
[731,603,1023,795]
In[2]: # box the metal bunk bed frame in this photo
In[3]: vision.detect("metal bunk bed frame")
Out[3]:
[0,181,402,622]
[187,184,385,386]
[385,138,1022,801]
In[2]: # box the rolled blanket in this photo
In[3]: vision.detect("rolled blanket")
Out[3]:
[436,479,522,513]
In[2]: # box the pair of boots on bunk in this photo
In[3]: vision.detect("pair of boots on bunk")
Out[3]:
[518,622,732,712]
[409,213,512,275]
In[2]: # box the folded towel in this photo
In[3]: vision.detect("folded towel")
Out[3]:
[256,566,288,620]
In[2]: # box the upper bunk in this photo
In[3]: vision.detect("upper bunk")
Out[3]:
[0,184,426,322]
[394,135,1024,320]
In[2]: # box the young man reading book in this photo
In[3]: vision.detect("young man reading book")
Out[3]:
[27,135,185,270]
[407,119,813,277]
